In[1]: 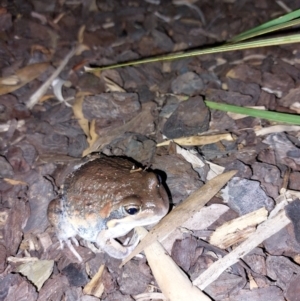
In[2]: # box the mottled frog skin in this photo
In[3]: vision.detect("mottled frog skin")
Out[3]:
[47,155,169,260]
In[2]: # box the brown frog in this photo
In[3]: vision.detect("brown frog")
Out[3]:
[47,155,169,261]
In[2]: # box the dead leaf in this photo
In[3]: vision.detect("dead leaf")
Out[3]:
[77,25,86,44]
[7,256,39,263]
[209,207,268,249]
[157,133,234,147]
[255,125,300,136]
[72,93,102,157]
[0,62,50,95]
[30,44,52,56]
[0,75,20,85]
[16,260,54,291]
[75,43,90,56]
[26,48,77,109]
[193,208,291,290]
[72,92,91,138]
[103,76,126,92]
[162,204,229,253]
[248,272,258,289]
[39,94,55,102]
[4,178,27,186]
[175,144,225,180]
[83,120,99,156]
[135,226,211,301]
[52,78,72,104]
[83,264,105,298]
[122,170,237,265]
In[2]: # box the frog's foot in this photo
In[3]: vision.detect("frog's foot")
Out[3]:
[59,238,82,262]
[96,230,140,259]
[70,236,79,246]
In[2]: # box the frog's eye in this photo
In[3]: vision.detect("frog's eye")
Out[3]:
[156,174,162,187]
[124,205,140,215]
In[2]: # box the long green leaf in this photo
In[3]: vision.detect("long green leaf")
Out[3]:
[230,18,300,42]
[231,8,300,42]
[205,101,300,125]
[86,34,300,71]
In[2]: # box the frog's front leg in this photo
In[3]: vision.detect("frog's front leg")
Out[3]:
[96,230,140,259]
[48,198,82,262]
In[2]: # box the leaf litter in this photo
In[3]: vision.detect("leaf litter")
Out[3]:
[1,1,300,301]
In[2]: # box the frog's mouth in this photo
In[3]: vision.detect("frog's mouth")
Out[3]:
[95,228,139,259]
[106,214,164,236]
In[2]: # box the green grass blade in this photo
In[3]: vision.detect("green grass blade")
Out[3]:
[205,101,300,125]
[230,18,300,42]
[85,34,300,71]
[231,8,300,42]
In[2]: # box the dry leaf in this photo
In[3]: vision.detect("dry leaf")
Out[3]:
[0,75,20,85]
[255,125,300,136]
[4,178,27,186]
[39,94,55,103]
[82,120,99,157]
[77,25,86,44]
[209,207,268,249]
[103,76,126,92]
[122,170,237,265]
[175,144,224,181]
[0,62,50,95]
[134,292,167,301]
[75,43,90,56]
[52,78,72,105]
[83,264,105,298]
[162,204,229,253]
[16,260,54,291]
[27,48,77,109]
[205,161,225,180]
[157,133,234,147]
[248,272,258,289]
[72,92,91,138]
[7,256,39,263]
[175,145,205,168]
[135,226,211,301]
[31,44,52,57]
[193,208,291,290]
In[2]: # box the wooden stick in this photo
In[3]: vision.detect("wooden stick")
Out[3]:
[26,47,77,109]
[193,210,291,290]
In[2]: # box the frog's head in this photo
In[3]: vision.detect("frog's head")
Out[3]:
[103,170,169,239]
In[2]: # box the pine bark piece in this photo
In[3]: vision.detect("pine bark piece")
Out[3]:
[229,286,284,301]
[285,274,300,301]
[0,274,38,301]
[221,177,274,215]
[163,96,210,139]
[89,102,156,153]
[285,198,300,243]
